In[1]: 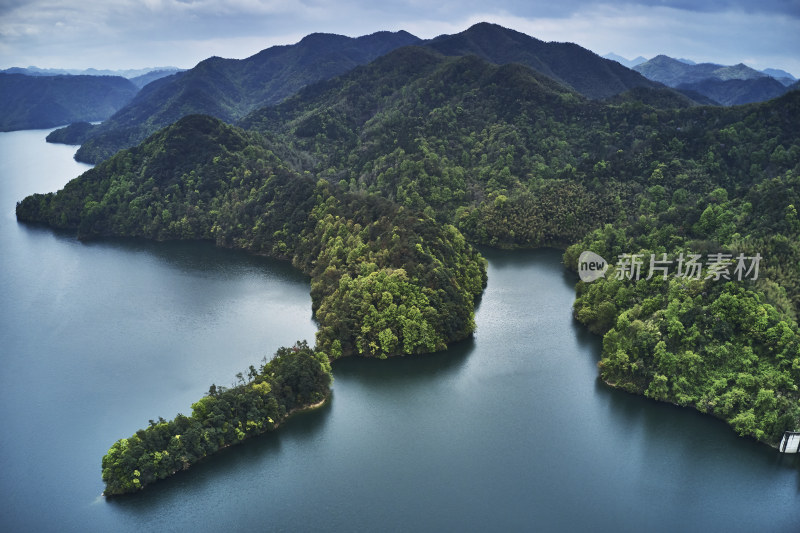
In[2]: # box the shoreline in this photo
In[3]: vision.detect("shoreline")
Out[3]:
[103,390,332,497]
[600,378,781,450]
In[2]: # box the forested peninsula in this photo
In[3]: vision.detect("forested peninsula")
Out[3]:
[16,29,800,494]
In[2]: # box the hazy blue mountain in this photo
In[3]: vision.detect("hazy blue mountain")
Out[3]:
[634,55,767,86]
[1,66,182,78]
[631,55,796,105]
[762,68,797,86]
[602,53,647,68]
[0,73,138,131]
[424,23,659,99]
[128,69,183,88]
[64,30,420,163]
[762,68,796,80]
[772,78,796,87]
[673,88,721,106]
[677,77,790,106]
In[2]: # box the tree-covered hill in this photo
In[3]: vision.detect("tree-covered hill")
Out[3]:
[16,35,800,466]
[676,77,791,106]
[17,114,486,361]
[236,47,800,446]
[238,46,799,252]
[424,22,660,99]
[0,73,138,131]
[102,342,332,495]
[53,23,676,165]
[58,30,420,163]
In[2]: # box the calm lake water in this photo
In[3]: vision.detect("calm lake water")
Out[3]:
[1,129,799,532]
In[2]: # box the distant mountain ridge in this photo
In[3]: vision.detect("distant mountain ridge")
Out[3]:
[0,73,138,131]
[677,77,791,106]
[762,68,797,87]
[634,55,767,86]
[424,23,659,100]
[633,55,795,105]
[602,53,647,69]
[127,70,184,88]
[65,30,421,163]
[56,23,664,163]
[1,66,182,79]
[605,54,797,86]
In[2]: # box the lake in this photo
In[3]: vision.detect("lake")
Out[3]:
[1,129,799,532]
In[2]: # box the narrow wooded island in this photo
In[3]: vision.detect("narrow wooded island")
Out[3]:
[101,343,331,495]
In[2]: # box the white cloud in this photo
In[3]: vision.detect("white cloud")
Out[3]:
[402,5,800,75]
[1,0,798,75]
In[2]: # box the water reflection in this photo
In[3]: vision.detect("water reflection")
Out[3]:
[108,397,334,515]
[332,337,475,386]
[4,128,800,531]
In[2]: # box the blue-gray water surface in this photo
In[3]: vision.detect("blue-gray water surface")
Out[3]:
[1,129,799,532]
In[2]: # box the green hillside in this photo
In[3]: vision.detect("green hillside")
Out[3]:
[16,38,800,492]
[63,31,420,163]
[56,23,669,165]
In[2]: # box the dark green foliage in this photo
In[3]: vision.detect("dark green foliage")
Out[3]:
[677,77,790,106]
[45,121,97,145]
[62,23,666,164]
[0,73,137,131]
[242,47,625,247]
[66,31,420,163]
[17,114,486,359]
[16,39,800,456]
[299,190,486,358]
[425,22,659,99]
[101,342,332,495]
[603,87,703,108]
[563,94,800,444]
[240,47,800,445]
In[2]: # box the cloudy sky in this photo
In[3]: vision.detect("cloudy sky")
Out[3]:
[1,0,798,76]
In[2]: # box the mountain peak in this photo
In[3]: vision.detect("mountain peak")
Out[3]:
[602,53,647,68]
[460,21,544,43]
[298,32,351,46]
[634,55,789,104]
[649,54,682,64]
[426,23,656,99]
[65,29,423,163]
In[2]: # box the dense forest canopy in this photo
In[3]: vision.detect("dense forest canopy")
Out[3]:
[239,46,800,444]
[54,30,421,163]
[15,25,800,492]
[17,112,486,360]
[101,342,332,495]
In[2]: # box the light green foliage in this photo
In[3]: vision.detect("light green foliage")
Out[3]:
[17,115,486,360]
[101,342,331,495]
[569,167,800,445]
[16,49,800,461]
